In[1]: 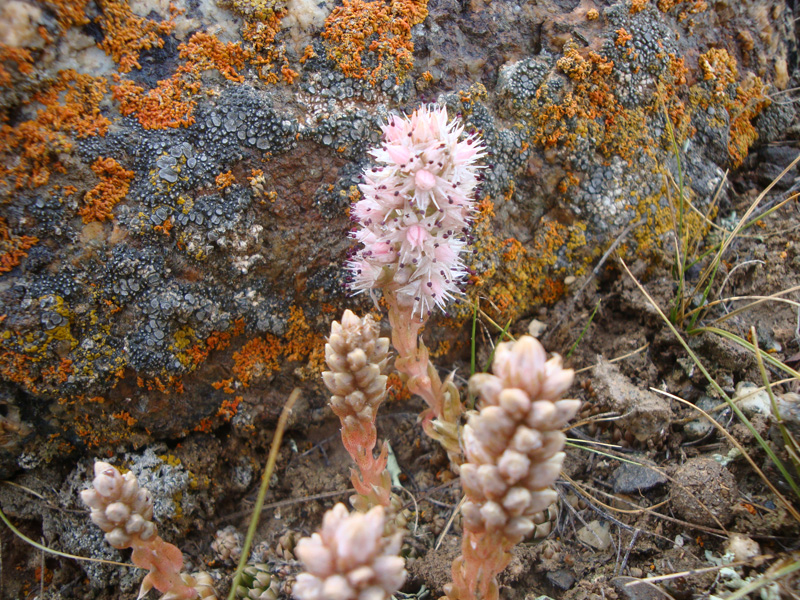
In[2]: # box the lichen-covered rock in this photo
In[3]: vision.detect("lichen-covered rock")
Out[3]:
[0,0,793,509]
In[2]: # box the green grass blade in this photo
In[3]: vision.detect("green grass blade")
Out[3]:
[693,326,800,380]
[0,505,134,568]
[470,299,478,377]
[483,318,513,373]
[566,300,600,359]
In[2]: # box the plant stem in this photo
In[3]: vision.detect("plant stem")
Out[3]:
[228,388,300,600]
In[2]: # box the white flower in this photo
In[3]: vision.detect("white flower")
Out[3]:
[347,105,485,318]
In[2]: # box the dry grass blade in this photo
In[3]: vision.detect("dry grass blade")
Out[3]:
[562,445,730,532]
[434,495,465,551]
[722,554,800,600]
[693,285,800,325]
[751,327,800,481]
[626,556,771,585]
[573,343,649,375]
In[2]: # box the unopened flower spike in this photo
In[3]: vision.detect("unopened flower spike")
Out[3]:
[445,336,579,600]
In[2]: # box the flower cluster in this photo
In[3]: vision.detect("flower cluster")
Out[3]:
[347,105,485,318]
[292,504,406,600]
[460,336,578,543]
[81,461,158,550]
[323,310,391,429]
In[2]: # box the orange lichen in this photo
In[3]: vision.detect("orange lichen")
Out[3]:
[216,170,236,190]
[241,9,296,83]
[527,45,677,167]
[216,396,242,420]
[136,375,185,394]
[556,45,591,81]
[0,44,33,87]
[322,0,428,83]
[112,30,254,129]
[0,218,38,273]
[698,47,738,89]
[41,0,91,31]
[467,193,585,324]
[656,0,681,10]
[229,307,324,387]
[0,350,36,392]
[693,49,769,167]
[41,358,73,385]
[232,335,280,386]
[386,372,411,402]
[96,0,175,73]
[615,28,633,47]
[79,157,135,223]
[212,377,235,393]
[586,8,599,20]
[112,411,137,426]
[727,75,769,167]
[112,76,197,129]
[630,0,648,13]
[178,32,248,83]
[300,45,317,64]
[0,70,109,194]
[177,319,245,371]
[284,305,325,370]
[193,417,214,433]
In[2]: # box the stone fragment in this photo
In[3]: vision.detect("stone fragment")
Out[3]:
[591,358,672,446]
[611,460,667,494]
[576,520,611,550]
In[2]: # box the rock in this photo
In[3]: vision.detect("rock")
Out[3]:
[611,460,668,494]
[576,520,612,551]
[545,569,575,591]
[725,533,760,562]
[670,458,738,527]
[683,396,728,441]
[591,358,672,447]
[734,382,772,417]
[612,577,673,600]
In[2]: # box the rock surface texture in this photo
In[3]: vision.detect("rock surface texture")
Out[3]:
[0,0,796,594]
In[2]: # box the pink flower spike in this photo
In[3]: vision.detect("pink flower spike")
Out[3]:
[346,104,485,317]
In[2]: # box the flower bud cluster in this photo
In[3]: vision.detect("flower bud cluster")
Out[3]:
[80,461,157,549]
[292,504,406,600]
[347,105,485,318]
[323,310,390,428]
[460,336,578,545]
